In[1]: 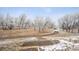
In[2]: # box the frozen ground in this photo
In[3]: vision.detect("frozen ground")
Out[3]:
[0,36,79,51]
[38,36,79,51]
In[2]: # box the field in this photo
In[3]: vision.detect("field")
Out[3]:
[0,29,79,51]
[0,29,52,39]
[1,7,79,51]
[0,28,74,39]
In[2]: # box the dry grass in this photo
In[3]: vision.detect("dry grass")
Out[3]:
[0,28,75,39]
[50,31,73,37]
[0,28,50,39]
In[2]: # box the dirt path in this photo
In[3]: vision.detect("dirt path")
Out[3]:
[0,32,55,39]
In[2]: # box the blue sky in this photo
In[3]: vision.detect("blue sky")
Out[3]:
[0,7,79,24]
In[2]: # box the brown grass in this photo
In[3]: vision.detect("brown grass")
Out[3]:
[0,28,74,39]
[0,28,51,39]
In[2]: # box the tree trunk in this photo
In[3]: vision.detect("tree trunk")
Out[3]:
[78,29,79,33]
[71,29,73,33]
[39,27,41,32]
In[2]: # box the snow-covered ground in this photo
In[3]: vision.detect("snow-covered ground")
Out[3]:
[0,37,38,47]
[38,36,79,51]
[0,36,79,51]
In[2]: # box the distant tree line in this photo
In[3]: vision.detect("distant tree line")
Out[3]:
[1,13,79,33]
[59,14,79,33]
[0,14,55,32]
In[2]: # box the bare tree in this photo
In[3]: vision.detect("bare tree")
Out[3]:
[33,17,43,32]
[18,14,27,29]
[73,14,79,33]
[4,14,14,30]
[33,16,55,32]
[24,19,32,29]
[0,14,4,29]
[44,17,55,29]
[0,14,54,32]
[59,15,75,32]
[59,14,79,33]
